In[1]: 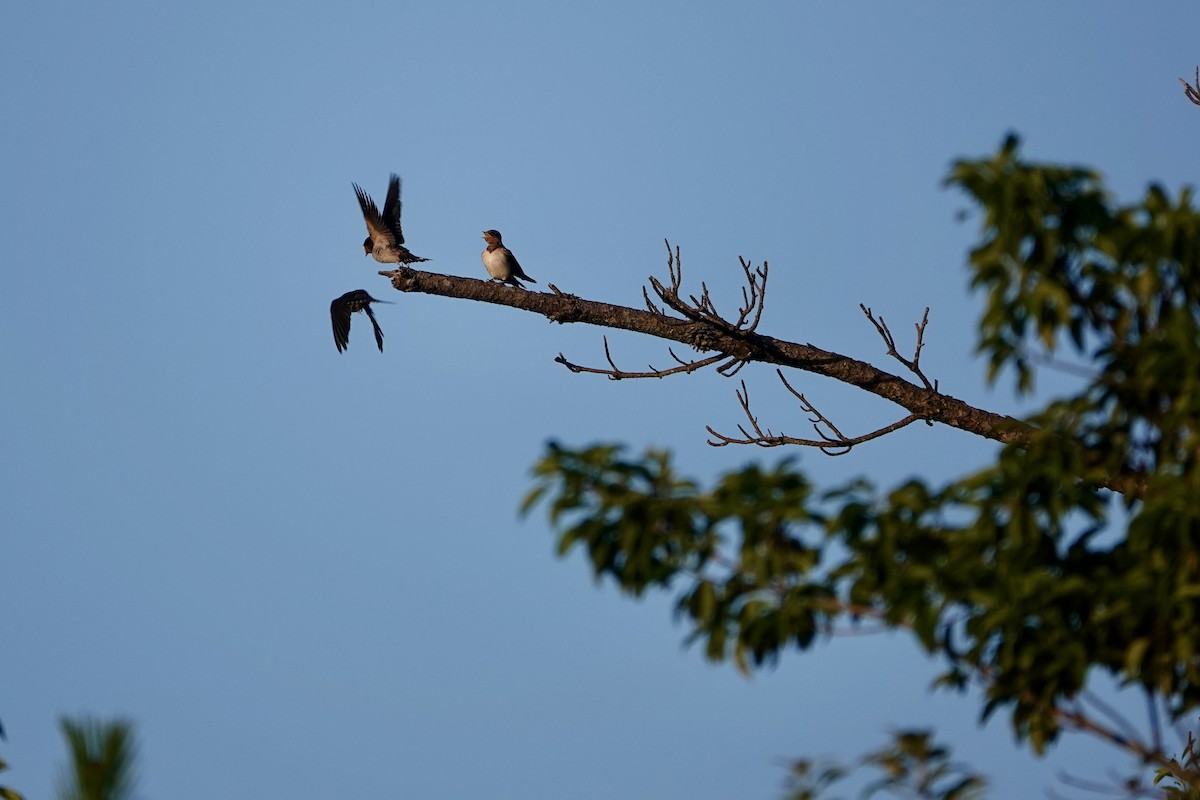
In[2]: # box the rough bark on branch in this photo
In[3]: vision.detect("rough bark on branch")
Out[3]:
[379,265,1143,497]
[382,266,1017,435]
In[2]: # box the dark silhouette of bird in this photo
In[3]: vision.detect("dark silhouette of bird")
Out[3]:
[481,229,536,288]
[330,290,392,353]
[353,174,429,265]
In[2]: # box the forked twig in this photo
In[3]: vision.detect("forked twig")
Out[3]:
[555,336,729,379]
[705,374,922,454]
[556,249,942,456]
[1055,698,1171,770]
[1181,66,1200,106]
[646,240,769,336]
[1051,767,1155,800]
[1079,690,1146,755]
[559,239,769,380]
[860,304,937,393]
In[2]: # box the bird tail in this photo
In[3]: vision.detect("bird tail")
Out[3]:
[364,306,385,352]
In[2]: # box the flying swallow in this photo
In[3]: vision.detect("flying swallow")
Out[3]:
[331,290,393,353]
[481,229,536,288]
[353,174,429,265]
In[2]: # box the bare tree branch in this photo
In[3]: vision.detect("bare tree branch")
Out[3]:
[645,240,768,338]
[555,336,729,379]
[1054,699,1175,774]
[380,257,981,440]
[378,253,1144,496]
[952,669,1183,787]
[1181,66,1200,106]
[1080,690,1146,753]
[861,304,937,392]
[561,241,762,379]
[706,375,922,454]
[1145,687,1163,758]
[1052,767,1153,799]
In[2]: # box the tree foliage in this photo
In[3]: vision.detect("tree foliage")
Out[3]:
[516,136,1200,786]
[0,718,25,800]
[783,730,987,800]
[374,130,1200,790]
[56,718,137,800]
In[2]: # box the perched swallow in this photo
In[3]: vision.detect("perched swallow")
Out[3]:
[331,290,393,353]
[353,174,429,265]
[481,229,536,288]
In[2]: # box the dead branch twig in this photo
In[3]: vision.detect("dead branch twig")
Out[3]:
[377,262,1147,497]
[555,336,729,379]
[1181,66,1200,106]
[559,240,766,380]
[705,375,922,454]
[861,304,937,394]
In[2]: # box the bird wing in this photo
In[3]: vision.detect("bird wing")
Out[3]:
[364,304,385,352]
[508,250,536,283]
[331,293,353,352]
[353,183,397,247]
[381,173,405,244]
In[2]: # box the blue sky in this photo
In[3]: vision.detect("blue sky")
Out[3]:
[3,2,1198,797]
